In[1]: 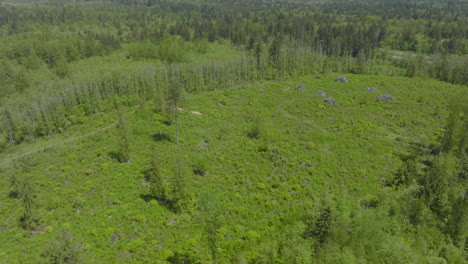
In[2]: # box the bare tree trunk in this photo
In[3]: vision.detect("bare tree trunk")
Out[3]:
[8,131,14,144]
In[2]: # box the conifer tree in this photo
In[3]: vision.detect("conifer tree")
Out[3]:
[147,146,165,201]
[117,108,130,163]
[199,193,222,262]
[171,153,187,213]
[10,175,35,230]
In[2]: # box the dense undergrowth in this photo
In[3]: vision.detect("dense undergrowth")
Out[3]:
[0,74,466,263]
[0,0,467,263]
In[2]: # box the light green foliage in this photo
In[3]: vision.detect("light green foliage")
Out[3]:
[0,0,466,262]
[441,94,467,155]
[0,74,466,263]
[159,36,188,64]
[41,230,81,264]
[126,41,159,60]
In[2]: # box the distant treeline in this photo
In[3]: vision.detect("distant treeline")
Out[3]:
[0,0,467,147]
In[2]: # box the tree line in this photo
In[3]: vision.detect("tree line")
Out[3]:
[0,0,467,148]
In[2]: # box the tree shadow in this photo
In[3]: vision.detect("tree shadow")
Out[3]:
[139,194,174,211]
[139,194,154,202]
[162,120,172,126]
[167,252,196,264]
[151,132,171,142]
[8,190,19,198]
[107,151,120,161]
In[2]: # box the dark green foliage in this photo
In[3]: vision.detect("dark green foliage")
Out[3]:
[192,158,207,176]
[171,153,187,213]
[146,146,165,201]
[303,206,333,247]
[53,56,70,78]
[269,36,282,69]
[391,155,418,187]
[199,193,223,261]
[441,95,467,155]
[41,230,81,264]
[2,109,16,144]
[166,77,184,145]
[167,252,195,264]
[421,155,456,212]
[254,40,263,67]
[10,174,35,230]
[117,108,130,163]
[246,122,261,140]
[404,59,417,78]
[0,0,466,262]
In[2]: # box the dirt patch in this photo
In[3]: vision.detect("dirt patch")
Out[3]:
[177,108,202,115]
[190,111,202,116]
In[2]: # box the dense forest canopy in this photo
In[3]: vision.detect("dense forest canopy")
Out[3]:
[0,0,466,147]
[0,0,466,263]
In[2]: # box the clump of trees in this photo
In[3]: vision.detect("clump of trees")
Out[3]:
[388,94,467,247]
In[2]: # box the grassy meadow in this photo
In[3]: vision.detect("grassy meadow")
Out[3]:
[1,74,466,263]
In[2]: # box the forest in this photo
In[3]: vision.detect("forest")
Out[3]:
[0,0,466,263]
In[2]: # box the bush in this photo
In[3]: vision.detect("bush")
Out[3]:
[41,230,81,264]
[127,41,159,60]
[192,159,207,176]
[159,36,188,64]
[247,123,261,140]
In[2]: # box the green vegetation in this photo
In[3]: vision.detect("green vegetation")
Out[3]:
[0,0,466,263]
[1,74,466,263]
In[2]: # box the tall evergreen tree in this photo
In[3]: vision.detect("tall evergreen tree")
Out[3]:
[171,153,187,213]
[146,146,165,201]
[117,108,130,163]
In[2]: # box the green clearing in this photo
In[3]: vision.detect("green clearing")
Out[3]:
[1,74,466,263]
[0,0,467,263]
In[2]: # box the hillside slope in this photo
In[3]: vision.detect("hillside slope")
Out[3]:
[0,74,466,263]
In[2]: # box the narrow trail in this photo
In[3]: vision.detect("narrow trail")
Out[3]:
[0,121,117,168]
